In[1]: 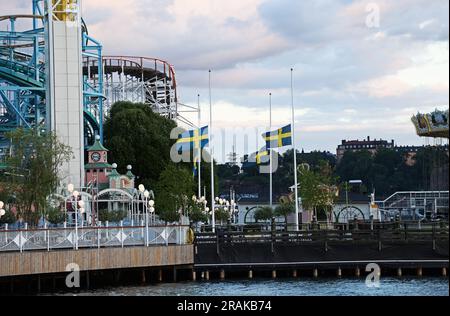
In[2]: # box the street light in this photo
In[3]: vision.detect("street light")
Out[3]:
[0,201,5,219]
[72,189,80,250]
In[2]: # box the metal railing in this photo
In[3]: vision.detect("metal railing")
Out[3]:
[195,221,449,246]
[0,225,190,253]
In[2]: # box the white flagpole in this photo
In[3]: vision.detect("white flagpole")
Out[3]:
[209,70,216,233]
[197,94,202,198]
[291,68,299,231]
[269,93,273,210]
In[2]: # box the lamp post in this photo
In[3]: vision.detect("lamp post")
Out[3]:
[149,200,155,225]
[73,190,80,250]
[0,201,5,220]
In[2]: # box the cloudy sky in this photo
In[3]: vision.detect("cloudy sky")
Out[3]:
[2,0,449,162]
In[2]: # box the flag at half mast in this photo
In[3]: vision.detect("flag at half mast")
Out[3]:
[263,124,292,149]
[176,126,209,152]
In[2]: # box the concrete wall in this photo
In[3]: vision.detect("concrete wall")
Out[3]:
[0,245,194,277]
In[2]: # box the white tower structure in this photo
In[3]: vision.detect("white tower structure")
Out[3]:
[45,0,85,188]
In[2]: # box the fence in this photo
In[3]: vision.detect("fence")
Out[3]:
[195,221,449,246]
[0,225,190,253]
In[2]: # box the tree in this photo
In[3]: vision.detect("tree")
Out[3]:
[274,202,294,229]
[1,128,72,226]
[299,161,338,223]
[154,164,195,223]
[254,206,274,223]
[104,102,177,190]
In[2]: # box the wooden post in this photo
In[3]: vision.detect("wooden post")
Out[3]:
[141,269,146,284]
[442,267,447,277]
[337,267,342,278]
[192,270,197,281]
[86,271,90,290]
[37,275,41,294]
[272,270,277,279]
[220,269,225,280]
[313,268,318,278]
[292,270,298,278]
[355,267,361,278]
[417,267,423,277]
[397,268,402,278]
[158,269,163,282]
[248,270,253,279]
[205,271,210,281]
[173,267,177,283]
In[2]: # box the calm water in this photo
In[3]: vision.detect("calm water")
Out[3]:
[66,278,448,296]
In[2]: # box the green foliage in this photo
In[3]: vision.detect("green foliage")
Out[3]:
[0,210,16,224]
[254,206,274,222]
[104,102,177,190]
[2,128,73,226]
[187,200,208,223]
[274,202,294,222]
[155,164,195,223]
[214,207,230,223]
[46,207,65,225]
[98,209,127,223]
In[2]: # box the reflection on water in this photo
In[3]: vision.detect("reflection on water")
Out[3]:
[63,278,449,296]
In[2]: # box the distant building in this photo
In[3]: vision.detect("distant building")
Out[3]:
[337,136,395,162]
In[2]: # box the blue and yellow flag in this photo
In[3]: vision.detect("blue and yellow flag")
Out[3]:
[176,126,209,153]
[193,156,200,177]
[263,124,292,149]
[255,148,270,165]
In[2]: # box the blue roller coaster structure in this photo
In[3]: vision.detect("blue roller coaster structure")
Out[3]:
[0,0,103,162]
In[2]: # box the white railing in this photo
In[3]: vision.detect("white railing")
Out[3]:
[0,225,189,253]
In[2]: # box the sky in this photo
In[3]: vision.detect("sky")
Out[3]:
[1,0,449,163]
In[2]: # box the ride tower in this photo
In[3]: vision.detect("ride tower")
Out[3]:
[46,0,85,187]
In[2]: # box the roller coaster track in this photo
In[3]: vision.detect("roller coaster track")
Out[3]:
[0,12,102,153]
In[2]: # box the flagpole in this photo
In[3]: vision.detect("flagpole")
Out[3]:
[269,93,273,210]
[209,70,216,233]
[291,68,299,231]
[197,94,202,198]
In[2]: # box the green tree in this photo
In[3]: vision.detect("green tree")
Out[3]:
[104,102,177,190]
[2,128,72,226]
[154,164,195,223]
[274,202,294,229]
[254,206,274,222]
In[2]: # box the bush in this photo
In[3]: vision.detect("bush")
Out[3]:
[98,209,127,223]
[47,208,65,225]
[254,206,274,222]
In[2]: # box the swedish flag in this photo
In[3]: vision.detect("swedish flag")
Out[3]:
[193,156,200,177]
[176,126,209,153]
[255,148,270,165]
[263,124,292,149]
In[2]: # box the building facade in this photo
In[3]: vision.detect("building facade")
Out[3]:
[337,137,395,162]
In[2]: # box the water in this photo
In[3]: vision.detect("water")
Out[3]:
[64,278,449,296]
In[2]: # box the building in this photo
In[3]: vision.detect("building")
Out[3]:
[337,137,395,162]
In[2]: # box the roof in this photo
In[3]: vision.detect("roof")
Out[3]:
[87,139,109,152]
[85,162,112,169]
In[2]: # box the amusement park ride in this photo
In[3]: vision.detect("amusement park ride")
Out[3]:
[0,0,196,188]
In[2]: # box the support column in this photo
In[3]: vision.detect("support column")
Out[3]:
[417,267,423,277]
[292,270,298,278]
[355,267,361,278]
[397,268,402,278]
[313,268,318,278]
[337,267,342,278]
[205,271,210,281]
[442,267,447,277]
[220,269,225,280]
[272,270,277,279]
[141,269,146,284]
[158,269,163,282]
[248,270,253,279]
[192,270,197,282]
[173,267,177,283]
[86,271,90,290]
